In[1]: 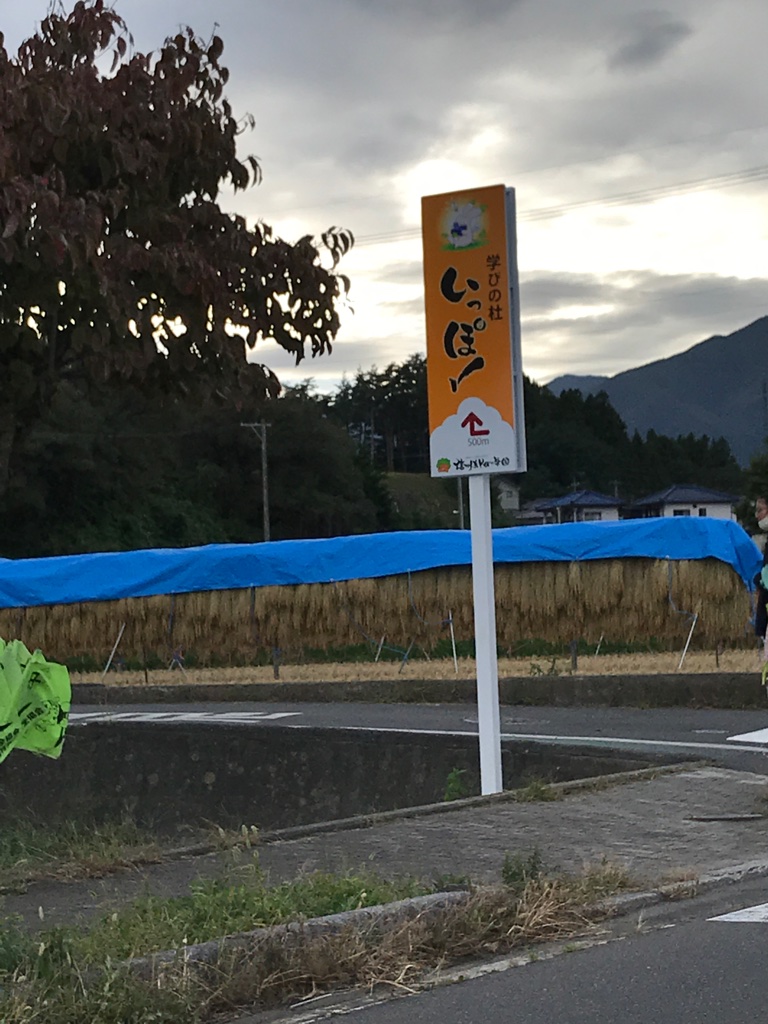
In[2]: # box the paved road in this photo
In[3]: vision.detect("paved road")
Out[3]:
[249,874,768,1024]
[71,701,768,772]
[64,702,768,1024]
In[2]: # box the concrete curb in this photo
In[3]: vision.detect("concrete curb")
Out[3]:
[596,857,768,917]
[127,890,473,980]
[158,760,701,861]
[0,762,702,897]
[71,673,768,709]
[125,853,768,983]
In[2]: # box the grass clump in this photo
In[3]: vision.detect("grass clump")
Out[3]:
[568,858,635,901]
[0,820,167,887]
[501,848,545,892]
[512,778,560,802]
[0,854,636,1022]
[502,849,634,902]
[207,866,630,1012]
[443,767,470,802]
[0,818,273,888]
[0,865,434,1022]
[1,946,193,1023]
[72,863,432,962]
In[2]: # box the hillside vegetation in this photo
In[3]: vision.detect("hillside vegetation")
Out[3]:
[0,350,764,558]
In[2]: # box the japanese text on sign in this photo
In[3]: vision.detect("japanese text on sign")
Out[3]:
[422,184,526,478]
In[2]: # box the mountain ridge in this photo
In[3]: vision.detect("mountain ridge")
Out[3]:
[546,316,768,465]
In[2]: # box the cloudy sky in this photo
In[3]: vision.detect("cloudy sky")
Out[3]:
[6,0,768,391]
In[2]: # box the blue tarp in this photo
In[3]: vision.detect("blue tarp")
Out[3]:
[0,518,761,610]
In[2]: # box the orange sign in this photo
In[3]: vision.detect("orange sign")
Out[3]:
[422,185,526,478]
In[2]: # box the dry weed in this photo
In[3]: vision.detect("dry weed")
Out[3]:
[72,646,765,688]
[167,880,610,1014]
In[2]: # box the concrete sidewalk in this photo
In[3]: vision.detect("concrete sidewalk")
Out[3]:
[4,764,768,932]
[253,764,768,886]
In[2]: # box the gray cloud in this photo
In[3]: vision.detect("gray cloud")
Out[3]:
[194,0,768,236]
[345,0,522,30]
[380,296,425,319]
[371,262,426,287]
[521,270,768,322]
[519,270,768,379]
[608,13,692,70]
[6,0,768,394]
[317,269,768,391]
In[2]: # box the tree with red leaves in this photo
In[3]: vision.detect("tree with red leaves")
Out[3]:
[0,1,352,497]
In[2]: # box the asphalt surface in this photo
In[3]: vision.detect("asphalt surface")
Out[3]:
[12,701,768,1022]
[70,701,768,772]
[280,889,768,1024]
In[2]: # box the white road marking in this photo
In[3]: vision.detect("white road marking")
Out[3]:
[496,731,768,756]
[66,717,768,754]
[276,724,768,756]
[728,727,768,745]
[70,711,301,724]
[709,902,768,923]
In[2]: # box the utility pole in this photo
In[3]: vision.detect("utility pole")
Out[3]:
[241,420,271,542]
[457,477,466,529]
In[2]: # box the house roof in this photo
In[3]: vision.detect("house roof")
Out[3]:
[629,484,741,507]
[533,489,621,510]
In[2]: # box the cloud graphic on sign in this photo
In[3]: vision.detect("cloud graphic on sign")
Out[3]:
[431,398,517,462]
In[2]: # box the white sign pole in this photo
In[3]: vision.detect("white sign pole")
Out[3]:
[421,184,525,798]
[468,472,503,794]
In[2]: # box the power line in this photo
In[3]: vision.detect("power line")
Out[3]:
[523,165,768,221]
[263,120,768,220]
[352,163,768,248]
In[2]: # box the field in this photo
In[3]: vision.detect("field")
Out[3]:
[72,647,767,687]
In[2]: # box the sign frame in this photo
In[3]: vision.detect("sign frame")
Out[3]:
[422,184,526,480]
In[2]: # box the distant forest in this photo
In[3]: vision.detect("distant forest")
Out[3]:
[0,353,760,559]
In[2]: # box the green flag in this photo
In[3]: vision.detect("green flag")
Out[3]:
[0,638,71,764]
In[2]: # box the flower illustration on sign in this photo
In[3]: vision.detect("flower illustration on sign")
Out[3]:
[441,200,486,250]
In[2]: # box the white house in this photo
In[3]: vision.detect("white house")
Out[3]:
[625,484,739,521]
[495,477,521,516]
